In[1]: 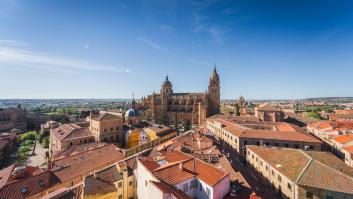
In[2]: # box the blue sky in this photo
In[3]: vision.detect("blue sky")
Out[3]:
[0,0,353,99]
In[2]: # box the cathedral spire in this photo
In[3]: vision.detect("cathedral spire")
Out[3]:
[213,64,217,73]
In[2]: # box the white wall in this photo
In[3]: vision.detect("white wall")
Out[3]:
[136,160,159,199]
[212,175,230,199]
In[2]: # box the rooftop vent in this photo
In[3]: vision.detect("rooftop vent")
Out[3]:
[38,179,45,187]
[20,187,28,194]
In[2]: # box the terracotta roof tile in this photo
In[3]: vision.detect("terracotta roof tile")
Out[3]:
[53,144,124,182]
[0,171,60,199]
[332,134,353,144]
[247,146,353,194]
[151,181,192,199]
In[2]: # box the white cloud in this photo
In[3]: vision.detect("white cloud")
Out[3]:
[0,39,27,47]
[0,40,130,73]
[136,37,170,54]
[84,44,89,49]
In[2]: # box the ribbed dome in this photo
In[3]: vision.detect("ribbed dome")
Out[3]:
[162,75,172,88]
[125,108,140,117]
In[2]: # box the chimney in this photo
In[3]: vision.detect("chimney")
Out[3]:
[47,156,53,170]
[178,162,183,170]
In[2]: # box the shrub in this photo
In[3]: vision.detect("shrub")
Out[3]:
[42,137,49,149]
[18,145,31,155]
[21,131,37,141]
[21,140,34,146]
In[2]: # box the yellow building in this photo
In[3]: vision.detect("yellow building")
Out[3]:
[84,160,136,199]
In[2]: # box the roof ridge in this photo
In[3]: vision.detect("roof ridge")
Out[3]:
[310,156,353,180]
[295,150,313,183]
[53,144,114,162]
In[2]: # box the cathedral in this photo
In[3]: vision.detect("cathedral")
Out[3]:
[140,67,220,125]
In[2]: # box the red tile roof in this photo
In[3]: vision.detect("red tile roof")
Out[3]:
[151,181,192,199]
[247,146,353,194]
[52,144,124,182]
[51,124,94,141]
[140,150,229,187]
[210,118,321,143]
[0,171,60,199]
[332,134,353,144]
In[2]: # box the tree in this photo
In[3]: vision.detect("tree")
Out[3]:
[20,131,37,142]
[234,103,240,116]
[306,112,326,120]
[42,137,50,148]
[183,120,191,132]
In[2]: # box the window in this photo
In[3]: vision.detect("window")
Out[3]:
[247,151,250,155]
[104,128,107,132]
[284,144,289,147]
[260,161,263,166]
[275,143,279,147]
[182,183,188,192]
[118,182,122,188]
[306,192,313,199]
[206,187,211,197]
[244,141,248,145]
[111,127,113,131]
[116,126,119,130]
[266,165,268,170]
[252,155,254,159]
[129,181,133,186]
[287,183,292,191]
[20,187,28,194]
[256,157,258,162]
[38,180,45,187]
[295,144,299,149]
[118,195,122,199]
[272,170,275,176]
[256,141,260,145]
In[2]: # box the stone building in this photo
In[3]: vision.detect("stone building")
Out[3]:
[255,103,284,122]
[50,113,123,153]
[140,67,220,125]
[246,146,353,199]
[0,105,27,132]
[206,115,322,157]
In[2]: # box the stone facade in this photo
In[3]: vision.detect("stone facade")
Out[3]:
[140,67,220,126]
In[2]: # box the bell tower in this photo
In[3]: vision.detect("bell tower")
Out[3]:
[208,65,220,116]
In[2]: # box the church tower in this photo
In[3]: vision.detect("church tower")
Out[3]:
[208,65,220,116]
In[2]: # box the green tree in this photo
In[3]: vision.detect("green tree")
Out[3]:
[42,137,50,148]
[20,131,37,142]
[234,103,240,116]
[306,112,326,120]
[183,120,191,132]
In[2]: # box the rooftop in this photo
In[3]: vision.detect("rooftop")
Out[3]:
[52,144,124,182]
[247,146,353,194]
[208,117,320,143]
[91,113,122,121]
[51,124,94,141]
[139,150,228,187]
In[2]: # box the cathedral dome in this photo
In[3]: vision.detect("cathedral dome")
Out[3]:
[162,75,172,88]
[125,108,140,117]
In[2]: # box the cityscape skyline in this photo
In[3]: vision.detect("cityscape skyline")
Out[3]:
[1,0,353,99]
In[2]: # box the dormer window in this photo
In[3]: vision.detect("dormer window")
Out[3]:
[39,179,45,187]
[20,187,28,194]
